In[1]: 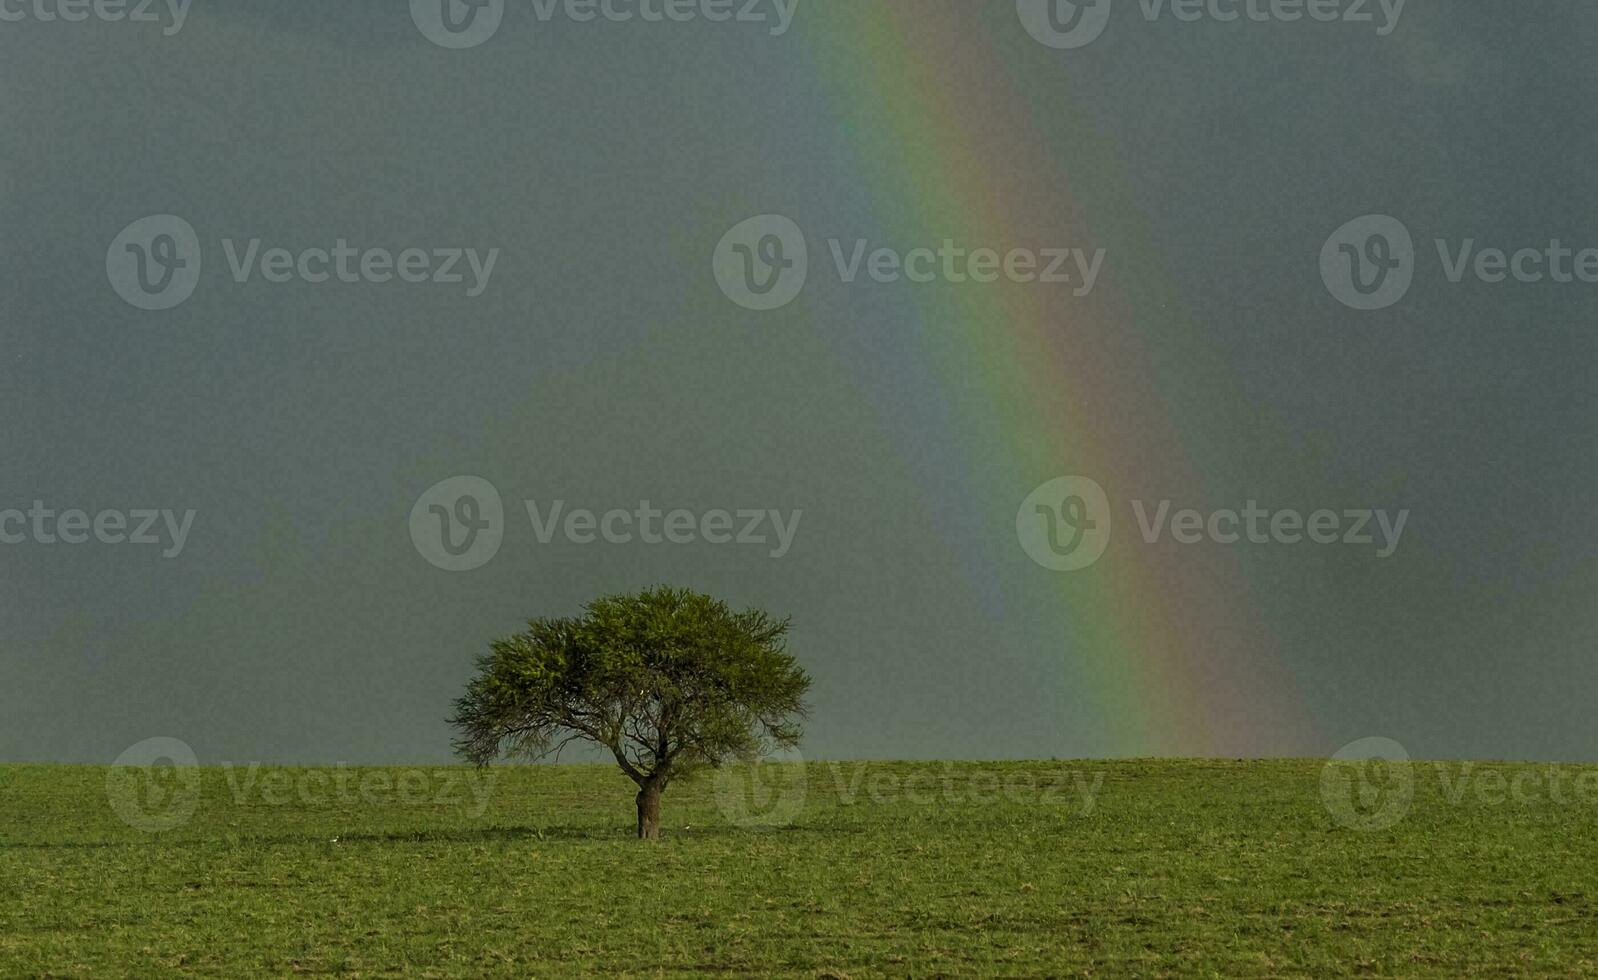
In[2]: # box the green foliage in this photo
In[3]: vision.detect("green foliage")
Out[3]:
[451,587,811,789]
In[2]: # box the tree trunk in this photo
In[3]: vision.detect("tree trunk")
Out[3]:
[636,783,662,840]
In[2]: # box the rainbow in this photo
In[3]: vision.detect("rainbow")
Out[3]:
[793,3,1317,757]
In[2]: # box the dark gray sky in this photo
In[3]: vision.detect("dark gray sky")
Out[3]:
[2,1,1594,764]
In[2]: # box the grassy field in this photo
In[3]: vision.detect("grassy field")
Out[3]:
[4,757,1598,976]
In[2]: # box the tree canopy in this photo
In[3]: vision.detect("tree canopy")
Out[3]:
[450,586,811,838]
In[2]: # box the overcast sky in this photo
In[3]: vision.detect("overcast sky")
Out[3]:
[1,1,1593,764]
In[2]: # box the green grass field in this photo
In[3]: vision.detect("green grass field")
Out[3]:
[4,758,1597,976]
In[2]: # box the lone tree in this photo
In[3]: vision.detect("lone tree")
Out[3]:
[450,587,811,839]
